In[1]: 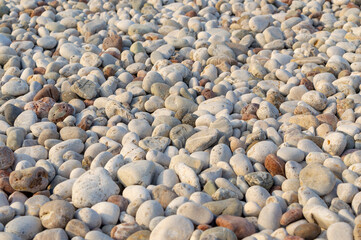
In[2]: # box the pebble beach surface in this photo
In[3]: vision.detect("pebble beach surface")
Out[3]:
[0,0,360,239]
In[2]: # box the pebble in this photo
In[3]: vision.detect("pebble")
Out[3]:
[258,203,282,231]
[199,227,238,240]
[0,146,15,170]
[9,167,48,193]
[247,141,278,164]
[177,202,213,225]
[149,215,194,240]
[323,132,347,156]
[299,163,336,196]
[39,200,74,228]
[327,222,353,240]
[216,215,256,239]
[117,160,155,187]
[33,228,68,240]
[5,216,42,240]
[185,129,219,153]
[92,202,120,225]
[72,167,120,208]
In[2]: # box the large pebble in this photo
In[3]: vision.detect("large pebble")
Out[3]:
[72,167,120,208]
[299,163,336,196]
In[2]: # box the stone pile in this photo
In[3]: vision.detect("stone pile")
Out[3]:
[0,0,360,239]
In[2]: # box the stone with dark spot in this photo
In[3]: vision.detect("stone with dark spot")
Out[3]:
[241,103,259,121]
[77,115,94,131]
[201,89,216,100]
[300,78,314,90]
[103,34,123,51]
[0,146,15,170]
[39,200,75,229]
[71,79,99,100]
[0,170,14,194]
[244,172,274,190]
[111,223,142,240]
[48,103,74,123]
[9,167,49,193]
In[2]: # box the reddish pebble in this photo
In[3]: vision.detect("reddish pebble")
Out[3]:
[300,78,314,90]
[108,195,129,212]
[77,115,94,131]
[185,10,197,17]
[216,215,256,239]
[0,170,14,194]
[83,99,94,107]
[265,154,286,177]
[199,78,210,87]
[280,208,303,226]
[24,97,56,118]
[284,236,305,240]
[197,224,212,231]
[33,67,46,75]
[201,89,216,100]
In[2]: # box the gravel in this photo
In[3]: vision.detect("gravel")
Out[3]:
[0,0,359,239]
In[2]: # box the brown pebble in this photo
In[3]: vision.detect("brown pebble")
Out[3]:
[30,7,45,17]
[77,115,94,131]
[197,224,212,231]
[33,67,46,75]
[84,99,94,107]
[216,215,256,239]
[265,154,285,177]
[280,208,303,226]
[103,66,116,78]
[9,167,49,193]
[201,89,216,100]
[137,70,147,78]
[199,78,210,87]
[103,34,123,51]
[108,195,129,212]
[65,219,89,238]
[284,236,305,240]
[0,170,14,194]
[294,223,321,240]
[185,10,197,17]
[300,78,314,90]
[253,48,263,54]
[152,185,178,209]
[102,50,121,59]
[33,85,60,101]
[24,97,56,118]
[34,190,51,197]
